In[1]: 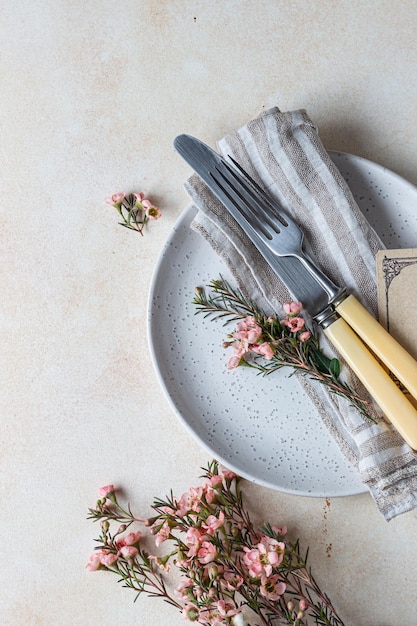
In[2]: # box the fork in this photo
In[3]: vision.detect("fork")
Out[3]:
[211,156,344,306]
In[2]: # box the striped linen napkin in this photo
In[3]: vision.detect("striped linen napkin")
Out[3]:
[184,106,417,520]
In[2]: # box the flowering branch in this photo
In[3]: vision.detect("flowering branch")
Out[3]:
[87,488,181,609]
[87,461,345,625]
[105,192,161,235]
[192,277,374,422]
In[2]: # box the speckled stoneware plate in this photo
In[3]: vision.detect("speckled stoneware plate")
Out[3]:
[147,152,417,497]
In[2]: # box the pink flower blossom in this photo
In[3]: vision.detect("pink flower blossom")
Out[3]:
[123,531,141,545]
[208,474,224,487]
[204,484,216,504]
[155,520,171,547]
[149,554,171,572]
[227,353,244,370]
[221,570,244,591]
[250,341,274,359]
[144,202,162,220]
[197,607,220,624]
[133,192,145,203]
[98,484,115,498]
[182,604,199,621]
[227,338,247,370]
[119,545,138,559]
[175,578,194,600]
[85,552,104,572]
[175,492,193,517]
[116,530,142,549]
[233,316,262,345]
[86,548,117,571]
[243,537,284,578]
[299,330,311,342]
[176,486,205,516]
[260,574,286,600]
[186,526,204,545]
[281,316,305,332]
[186,526,206,558]
[260,536,286,568]
[202,511,225,535]
[283,301,302,316]
[216,600,242,618]
[243,548,263,577]
[132,196,162,220]
[100,552,119,567]
[227,316,277,368]
[197,541,217,564]
[106,191,161,223]
[105,192,125,207]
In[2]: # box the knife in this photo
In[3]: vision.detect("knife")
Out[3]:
[174,133,417,449]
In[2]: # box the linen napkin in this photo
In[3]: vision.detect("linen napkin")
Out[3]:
[183,106,417,521]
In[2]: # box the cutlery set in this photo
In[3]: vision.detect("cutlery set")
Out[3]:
[174,134,417,450]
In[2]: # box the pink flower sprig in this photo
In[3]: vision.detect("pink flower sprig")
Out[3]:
[193,277,375,422]
[105,191,161,235]
[86,461,345,625]
[88,484,143,527]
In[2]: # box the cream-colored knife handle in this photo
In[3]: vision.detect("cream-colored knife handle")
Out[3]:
[324,316,417,450]
[335,294,417,400]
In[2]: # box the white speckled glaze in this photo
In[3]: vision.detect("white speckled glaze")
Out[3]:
[148,152,417,497]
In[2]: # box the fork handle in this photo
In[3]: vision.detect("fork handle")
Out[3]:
[324,315,417,449]
[335,295,417,400]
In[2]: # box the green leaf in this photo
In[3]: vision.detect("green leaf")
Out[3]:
[329,358,340,379]
[310,348,332,374]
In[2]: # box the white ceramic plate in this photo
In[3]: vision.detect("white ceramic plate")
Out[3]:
[147,152,417,497]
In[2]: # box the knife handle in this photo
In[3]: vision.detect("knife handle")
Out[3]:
[335,294,417,400]
[324,315,417,450]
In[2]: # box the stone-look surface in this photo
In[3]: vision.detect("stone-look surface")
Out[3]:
[1,1,417,624]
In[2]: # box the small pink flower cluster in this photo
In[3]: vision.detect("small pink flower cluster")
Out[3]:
[226,315,274,369]
[226,303,312,370]
[149,472,233,556]
[86,485,142,571]
[243,535,286,600]
[86,529,142,571]
[98,484,115,498]
[86,531,142,572]
[105,191,162,220]
[86,464,342,625]
[280,301,311,342]
[145,470,288,624]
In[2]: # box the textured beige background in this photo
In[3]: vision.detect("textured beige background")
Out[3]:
[2,1,417,624]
